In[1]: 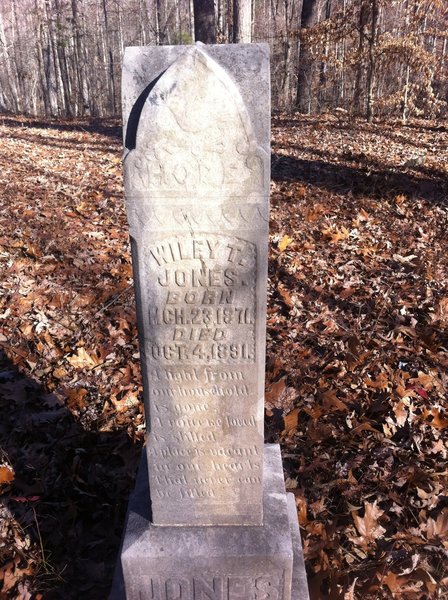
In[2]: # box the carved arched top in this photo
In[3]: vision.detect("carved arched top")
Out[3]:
[124,45,267,199]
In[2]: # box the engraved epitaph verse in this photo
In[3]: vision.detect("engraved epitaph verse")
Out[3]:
[144,232,261,520]
[124,45,269,525]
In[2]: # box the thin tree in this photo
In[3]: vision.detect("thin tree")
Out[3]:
[296,0,318,113]
[366,0,379,122]
[233,0,252,43]
[193,0,216,43]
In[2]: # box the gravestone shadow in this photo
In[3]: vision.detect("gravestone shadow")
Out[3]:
[0,114,122,141]
[0,347,141,599]
[124,72,165,151]
[271,153,448,204]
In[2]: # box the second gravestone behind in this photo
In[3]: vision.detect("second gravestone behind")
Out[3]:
[114,43,309,600]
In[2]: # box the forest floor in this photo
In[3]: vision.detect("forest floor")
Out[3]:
[0,112,447,600]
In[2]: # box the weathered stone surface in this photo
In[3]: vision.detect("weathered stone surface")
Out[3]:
[122,43,270,526]
[111,445,309,600]
[287,494,310,600]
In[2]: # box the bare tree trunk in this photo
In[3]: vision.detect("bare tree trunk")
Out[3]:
[193,0,216,43]
[217,0,226,40]
[45,0,65,115]
[0,11,19,112]
[49,0,73,116]
[150,0,161,44]
[92,0,106,116]
[102,0,117,114]
[53,0,72,116]
[233,0,252,43]
[35,20,50,115]
[142,0,154,44]
[366,0,378,122]
[282,36,291,108]
[71,0,88,115]
[354,1,367,115]
[39,2,58,115]
[400,0,410,124]
[296,0,318,112]
[442,36,447,90]
[176,0,182,43]
[11,0,26,112]
[402,64,410,124]
[269,0,281,107]
[338,0,347,105]
[116,0,124,56]
[80,1,92,114]
[318,0,332,111]
[138,0,146,44]
[280,0,300,111]
[188,0,195,41]
[157,0,169,44]
[59,44,72,116]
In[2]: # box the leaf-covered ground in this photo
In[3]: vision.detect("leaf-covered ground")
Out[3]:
[0,113,447,599]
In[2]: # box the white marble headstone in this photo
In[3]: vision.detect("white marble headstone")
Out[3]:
[122,43,270,526]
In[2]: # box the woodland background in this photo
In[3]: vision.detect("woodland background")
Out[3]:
[0,0,447,120]
[0,0,448,599]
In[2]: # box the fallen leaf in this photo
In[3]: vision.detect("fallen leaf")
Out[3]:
[350,501,386,549]
[321,389,347,412]
[0,465,14,484]
[65,387,88,411]
[277,284,295,307]
[364,372,389,390]
[283,407,300,434]
[53,366,68,379]
[424,408,448,430]
[344,577,358,600]
[66,347,99,369]
[322,225,350,244]
[426,508,448,540]
[111,390,140,412]
[393,400,408,426]
[383,571,408,594]
[265,377,296,413]
[296,495,308,526]
[278,235,294,252]
[433,297,448,324]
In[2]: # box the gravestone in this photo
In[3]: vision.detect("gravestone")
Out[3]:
[112,43,309,600]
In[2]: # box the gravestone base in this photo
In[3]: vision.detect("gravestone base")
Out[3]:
[110,444,309,600]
